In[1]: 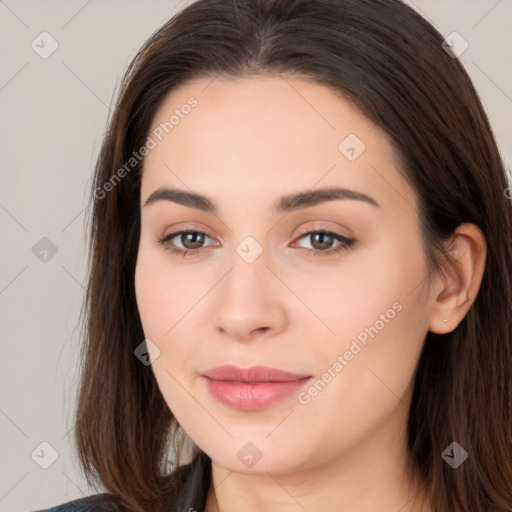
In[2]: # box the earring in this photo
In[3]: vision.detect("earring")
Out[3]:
[443,318,448,323]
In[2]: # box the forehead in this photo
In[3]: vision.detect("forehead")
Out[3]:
[141,75,415,215]
[146,74,381,154]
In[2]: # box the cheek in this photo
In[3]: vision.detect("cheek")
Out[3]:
[134,244,209,371]
[135,245,189,335]
[310,245,428,406]
[134,249,193,407]
[294,282,428,453]
[291,239,426,345]
[134,246,181,356]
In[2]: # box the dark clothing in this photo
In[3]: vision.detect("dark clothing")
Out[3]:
[30,493,116,512]
[31,452,211,512]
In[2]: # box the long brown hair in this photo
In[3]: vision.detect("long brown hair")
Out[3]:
[74,0,512,510]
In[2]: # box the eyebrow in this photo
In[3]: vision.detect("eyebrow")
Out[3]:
[143,186,381,213]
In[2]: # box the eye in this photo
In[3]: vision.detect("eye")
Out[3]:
[157,230,216,258]
[291,230,356,258]
[157,229,356,258]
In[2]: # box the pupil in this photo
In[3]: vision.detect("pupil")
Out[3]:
[184,232,204,249]
[313,233,332,250]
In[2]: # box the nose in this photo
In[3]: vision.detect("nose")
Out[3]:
[213,248,287,342]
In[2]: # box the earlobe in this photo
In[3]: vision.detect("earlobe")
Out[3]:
[428,223,487,334]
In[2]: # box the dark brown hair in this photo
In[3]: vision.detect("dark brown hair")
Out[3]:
[74,0,512,510]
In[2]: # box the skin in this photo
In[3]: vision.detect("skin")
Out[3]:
[134,75,486,512]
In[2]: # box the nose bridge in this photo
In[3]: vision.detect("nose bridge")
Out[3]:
[213,234,286,339]
[223,235,271,303]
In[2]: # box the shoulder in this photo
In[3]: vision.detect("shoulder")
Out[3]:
[31,493,115,512]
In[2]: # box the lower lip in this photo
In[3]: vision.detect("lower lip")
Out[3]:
[203,376,312,411]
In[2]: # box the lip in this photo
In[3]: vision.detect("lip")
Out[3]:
[202,364,311,382]
[201,365,312,411]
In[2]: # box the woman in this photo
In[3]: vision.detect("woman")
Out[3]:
[35,0,512,510]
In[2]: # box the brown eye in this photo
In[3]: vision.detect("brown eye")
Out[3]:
[157,230,214,257]
[176,232,206,250]
[292,230,356,258]
[308,232,336,250]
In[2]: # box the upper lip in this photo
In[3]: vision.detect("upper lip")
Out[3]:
[202,365,311,382]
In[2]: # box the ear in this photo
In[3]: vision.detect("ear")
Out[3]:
[428,223,487,334]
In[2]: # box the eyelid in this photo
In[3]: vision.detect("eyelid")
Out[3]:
[293,222,353,239]
[158,221,217,241]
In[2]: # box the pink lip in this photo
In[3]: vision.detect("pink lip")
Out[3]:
[201,365,312,411]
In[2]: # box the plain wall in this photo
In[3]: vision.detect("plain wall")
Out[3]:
[0,1,511,510]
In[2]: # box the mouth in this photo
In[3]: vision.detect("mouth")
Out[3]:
[201,365,313,411]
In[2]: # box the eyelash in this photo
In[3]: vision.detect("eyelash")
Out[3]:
[157,229,356,259]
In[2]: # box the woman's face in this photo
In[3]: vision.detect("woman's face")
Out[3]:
[135,75,435,475]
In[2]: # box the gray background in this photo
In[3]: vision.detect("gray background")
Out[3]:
[1,1,511,510]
